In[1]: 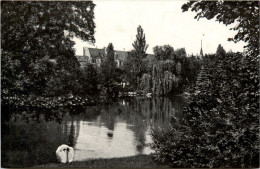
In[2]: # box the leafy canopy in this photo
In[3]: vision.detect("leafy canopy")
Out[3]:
[132,25,149,58]
[216,44,226,58]
[100,43,119,97]
[1,1,96,97]
[124,25,149,90]
[182,1,259,56]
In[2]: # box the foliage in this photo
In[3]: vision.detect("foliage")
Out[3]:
[216,44,226,58]
[174,48,187,62]
[132,25,149,58]
[195,65,209,92]
[162,71,175,94]
[185,54,201,86]
[152,62,163,95]
[152,61,180,96]
[1,1,96,103]
[123,26,148,90]
[100,43,119,98]
[149,46,200,95]
[151,4,259,166]
[78,64,100,97]
[1,51,27,97]
[124,28,199,94]
[153,45,174,60]
[182,1,259,56]
[150,52,259,168]
[139,73,152,92]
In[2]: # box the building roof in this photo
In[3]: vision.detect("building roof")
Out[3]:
[79,47,154,62]
[115,50,128,61]
[76,55,88,62]
[88,48,105,58]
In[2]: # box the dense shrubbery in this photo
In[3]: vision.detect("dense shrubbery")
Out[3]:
[150,52,259,167]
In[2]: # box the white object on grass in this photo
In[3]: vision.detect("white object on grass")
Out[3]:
[56,144,74,163]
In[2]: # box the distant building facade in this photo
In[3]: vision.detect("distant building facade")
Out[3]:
[76,47,129,68]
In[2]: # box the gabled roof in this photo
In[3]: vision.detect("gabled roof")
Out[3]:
[81,47,154,62]
[88,48,105,58]
[115,50,128,61]
[76,55,88,62]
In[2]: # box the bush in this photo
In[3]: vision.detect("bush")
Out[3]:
[150,52,259,168]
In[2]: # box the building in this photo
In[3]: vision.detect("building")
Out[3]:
[114,50,128,68]
[76,47,129,68]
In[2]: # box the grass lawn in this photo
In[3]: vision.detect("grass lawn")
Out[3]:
[33,154,170,168]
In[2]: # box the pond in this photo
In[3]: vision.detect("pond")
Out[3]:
[1,96,187,167]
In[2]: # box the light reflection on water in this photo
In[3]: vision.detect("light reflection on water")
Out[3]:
[72,121,153,161]
[2,96,187,167]
[61,97,187,161]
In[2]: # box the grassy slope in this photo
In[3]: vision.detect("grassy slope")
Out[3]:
[33,155,170,168]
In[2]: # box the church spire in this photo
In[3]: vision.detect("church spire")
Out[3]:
[200,39,204,57]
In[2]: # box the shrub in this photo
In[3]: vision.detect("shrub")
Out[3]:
[150,52,259,168]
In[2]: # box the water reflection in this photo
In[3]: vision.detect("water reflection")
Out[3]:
[2,96,187,167]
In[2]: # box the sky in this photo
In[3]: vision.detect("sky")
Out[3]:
[73,0,246,56]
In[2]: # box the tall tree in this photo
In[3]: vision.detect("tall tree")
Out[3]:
[182,1,259,57]
[100,43,118,97]
[124,25,149,90]
[132,25,149,58]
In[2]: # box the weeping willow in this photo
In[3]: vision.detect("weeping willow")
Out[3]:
[163,71,173,94]
[139,73,152,92]
[152,63,163,95]
[151,61,182,95]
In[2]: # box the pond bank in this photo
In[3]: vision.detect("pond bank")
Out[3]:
[33,155,169,168]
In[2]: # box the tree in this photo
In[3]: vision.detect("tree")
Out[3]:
[140,73,152,92]
[151,3,259,161]
[100,43,118,98]
[195,65,209,92]
[185,55,202,87]
[132,25,149,58]
[124,25,149,90]
[174,48,187,62]
[1,1,96,99]
[79,64,99,97]
[149,45,196,95]
[153,45,174,60]
[151,52,259,168]
[216,44,226,58]
[182,1,259,57]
